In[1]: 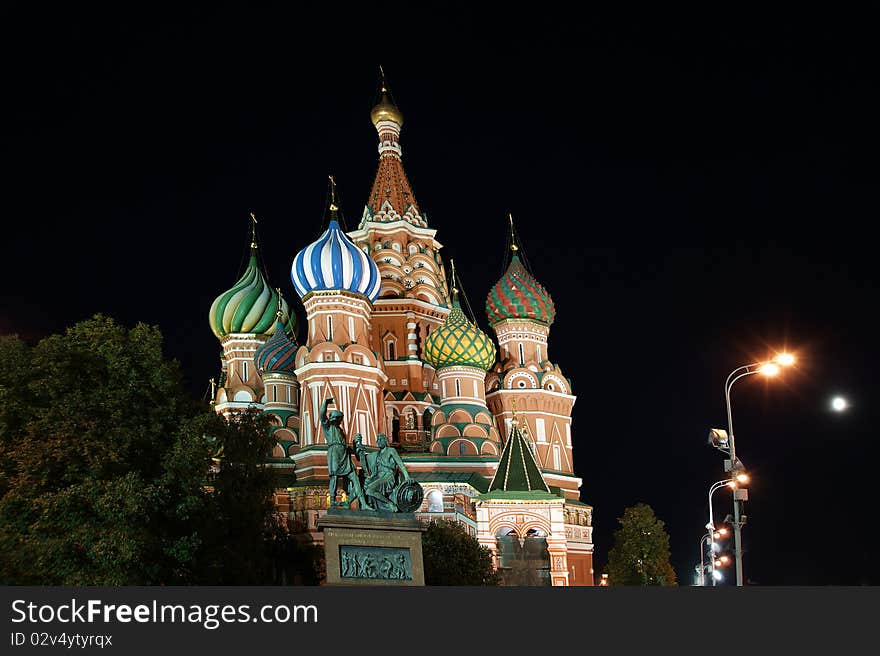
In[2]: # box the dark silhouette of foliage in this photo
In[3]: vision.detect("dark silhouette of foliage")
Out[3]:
[422,519,500,586]
[606,502,677,586]
[0,315,319,585]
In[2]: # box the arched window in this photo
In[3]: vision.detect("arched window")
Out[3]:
[519,343,525,366]
[388,341,396,360]
[426,489,444,513]
[455,379,461,397]
[327,316,333,341]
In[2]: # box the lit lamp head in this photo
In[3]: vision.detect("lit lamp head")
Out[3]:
[708,428,729,448]
[775,353,796,366]
[759,362,781,376]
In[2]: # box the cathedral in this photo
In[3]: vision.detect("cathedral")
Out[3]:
[207,73,594,586]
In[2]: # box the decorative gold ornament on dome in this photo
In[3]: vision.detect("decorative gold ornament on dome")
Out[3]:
[249,211,258,250]
[509,213,519,252]
[371,65,404,127]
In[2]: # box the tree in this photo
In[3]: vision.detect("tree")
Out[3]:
[422,519,500,586]
[606,503,677,586]
[191,409,298,585]
[0,316,209,584]
[0,315,319,585]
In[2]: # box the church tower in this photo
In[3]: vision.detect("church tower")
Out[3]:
[484,220,594,584]
[347,70,450,451]
[422,264,500,462]
[253,298,301,456]
[291,178,388,486]
[209,216,293,416]
[484,221,579,499]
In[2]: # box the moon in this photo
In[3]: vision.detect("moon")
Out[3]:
[831,396,848,412]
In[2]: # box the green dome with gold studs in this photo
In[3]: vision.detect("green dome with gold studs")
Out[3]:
[423,302,496,371]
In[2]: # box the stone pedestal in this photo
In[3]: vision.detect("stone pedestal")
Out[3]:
[318,509,425,586]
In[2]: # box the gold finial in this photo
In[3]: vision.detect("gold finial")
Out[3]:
[371,67,403,127]
[509,213,519,252]
[210,377,217,406]
[249,211,258,250]
[275,287,284,319]
[450,259,459,298]
[511,397,519,426]
[328,175,339,213]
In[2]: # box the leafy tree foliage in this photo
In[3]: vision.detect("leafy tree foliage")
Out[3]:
[606,503,677,586]
[422,519,500,586]
[0,315,317,585]
[0,316,207,584]
[192,410,287,584]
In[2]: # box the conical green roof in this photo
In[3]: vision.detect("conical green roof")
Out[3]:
[484,420,554,497]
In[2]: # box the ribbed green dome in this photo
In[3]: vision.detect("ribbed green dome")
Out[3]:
[423,302,496,371]
[209,251,293,339]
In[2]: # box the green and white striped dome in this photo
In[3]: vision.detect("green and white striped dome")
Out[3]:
[209,250,293,339]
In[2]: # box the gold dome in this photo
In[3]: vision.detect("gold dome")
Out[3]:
[370,88,404,127]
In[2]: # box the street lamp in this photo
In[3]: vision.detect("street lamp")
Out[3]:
[703,478,735,586]
[721,352,795,586]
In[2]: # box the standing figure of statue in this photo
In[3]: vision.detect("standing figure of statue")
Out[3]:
[322,398,371,510]
[361,433,411,512]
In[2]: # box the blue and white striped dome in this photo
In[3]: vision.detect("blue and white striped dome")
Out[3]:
[291,220,381,302]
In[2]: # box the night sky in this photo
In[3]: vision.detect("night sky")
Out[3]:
[3,6,877,584]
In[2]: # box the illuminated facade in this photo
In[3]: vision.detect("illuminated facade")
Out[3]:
[208,74,594,585]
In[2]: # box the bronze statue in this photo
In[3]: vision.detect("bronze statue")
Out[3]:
[321,398,371,509]
[358,433,412,512]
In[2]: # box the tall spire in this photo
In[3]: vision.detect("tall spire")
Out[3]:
[361,69,426,228]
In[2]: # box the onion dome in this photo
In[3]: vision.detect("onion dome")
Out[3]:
[486,253,556,327]
[291,178,381,302]
[424,268,496,371]
[209,224,293,339]
[254,316,298,375]
[370,67,404,127]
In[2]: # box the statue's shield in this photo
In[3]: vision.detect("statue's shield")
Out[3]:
[393,480,424,513]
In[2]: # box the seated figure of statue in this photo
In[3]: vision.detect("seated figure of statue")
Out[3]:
[356,433,410,512]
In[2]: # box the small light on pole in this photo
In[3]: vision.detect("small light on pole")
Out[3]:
[831,396,848,412]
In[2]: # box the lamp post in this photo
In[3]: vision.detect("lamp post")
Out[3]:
[720,353,795,586]
[704,478,733,586]
[698,533,710,586]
